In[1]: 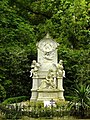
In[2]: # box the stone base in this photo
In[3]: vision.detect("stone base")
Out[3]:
[37,89,64,101]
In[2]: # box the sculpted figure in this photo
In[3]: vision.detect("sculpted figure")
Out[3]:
[30,60,40,77]
[46,69,56,88]
[39,69,56,89]
[56,60,65,78]
[54,60,65,78]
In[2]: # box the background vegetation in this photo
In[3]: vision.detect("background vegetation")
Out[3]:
[0,0,90,101]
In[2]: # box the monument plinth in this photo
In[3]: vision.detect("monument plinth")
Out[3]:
[30,33,65,101]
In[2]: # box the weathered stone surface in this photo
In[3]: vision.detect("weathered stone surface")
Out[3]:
[30,33,65,101]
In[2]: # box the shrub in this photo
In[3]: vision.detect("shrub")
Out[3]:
[2,96,29,104]
[68,84,90,118]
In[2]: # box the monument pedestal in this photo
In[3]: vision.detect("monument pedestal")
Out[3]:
[37,89,64,101]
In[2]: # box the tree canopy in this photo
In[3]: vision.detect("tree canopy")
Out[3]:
[0,0,90,101]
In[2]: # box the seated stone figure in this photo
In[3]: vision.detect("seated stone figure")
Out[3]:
[38,69,56,89]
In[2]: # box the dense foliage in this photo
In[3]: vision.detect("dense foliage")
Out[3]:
[68,84,90,118]
[0,0,90,101]
[2,96,29,104]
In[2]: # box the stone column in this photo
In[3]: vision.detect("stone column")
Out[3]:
[57,77,63,90]
[30,77,38,101]
[57,77,64,100]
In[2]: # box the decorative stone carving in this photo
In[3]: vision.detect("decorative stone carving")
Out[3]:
[36,33,59,69]
[30,33,65,101]
[38,69,56,89]
[54,60,65,78]
[30,60,41,77]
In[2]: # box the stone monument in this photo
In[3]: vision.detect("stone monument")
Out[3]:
[30,33,65,101]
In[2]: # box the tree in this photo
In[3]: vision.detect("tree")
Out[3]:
[0,84,6,102]
[0,0,90,99]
